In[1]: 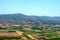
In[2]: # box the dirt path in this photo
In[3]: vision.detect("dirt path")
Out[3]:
[16,31,27,40]
[27,34,37,40]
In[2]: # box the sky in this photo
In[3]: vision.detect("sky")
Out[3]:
[0,0,60,16]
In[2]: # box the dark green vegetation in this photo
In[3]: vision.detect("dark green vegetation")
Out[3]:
[32,26,42,30]
[0,35,21,40]
[0,36,20,39]
[46,38,60,40]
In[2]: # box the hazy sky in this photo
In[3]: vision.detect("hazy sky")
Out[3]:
[0,0,60,16]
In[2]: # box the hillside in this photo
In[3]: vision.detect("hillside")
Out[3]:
[0,13,60,25]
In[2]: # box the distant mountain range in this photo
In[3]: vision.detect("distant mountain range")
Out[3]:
[0,13,60,25]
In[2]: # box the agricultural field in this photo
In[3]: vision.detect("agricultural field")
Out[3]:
[0,26,60,40]
[0,30,21,40]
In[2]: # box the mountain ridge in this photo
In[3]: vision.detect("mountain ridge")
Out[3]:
[0,13,60,25]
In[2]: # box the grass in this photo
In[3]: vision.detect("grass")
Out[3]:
[0,36,21,39]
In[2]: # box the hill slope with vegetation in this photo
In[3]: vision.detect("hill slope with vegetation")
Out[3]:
[0,13,60,25]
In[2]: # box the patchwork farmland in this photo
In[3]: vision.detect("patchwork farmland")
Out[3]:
[0,25,60,40]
